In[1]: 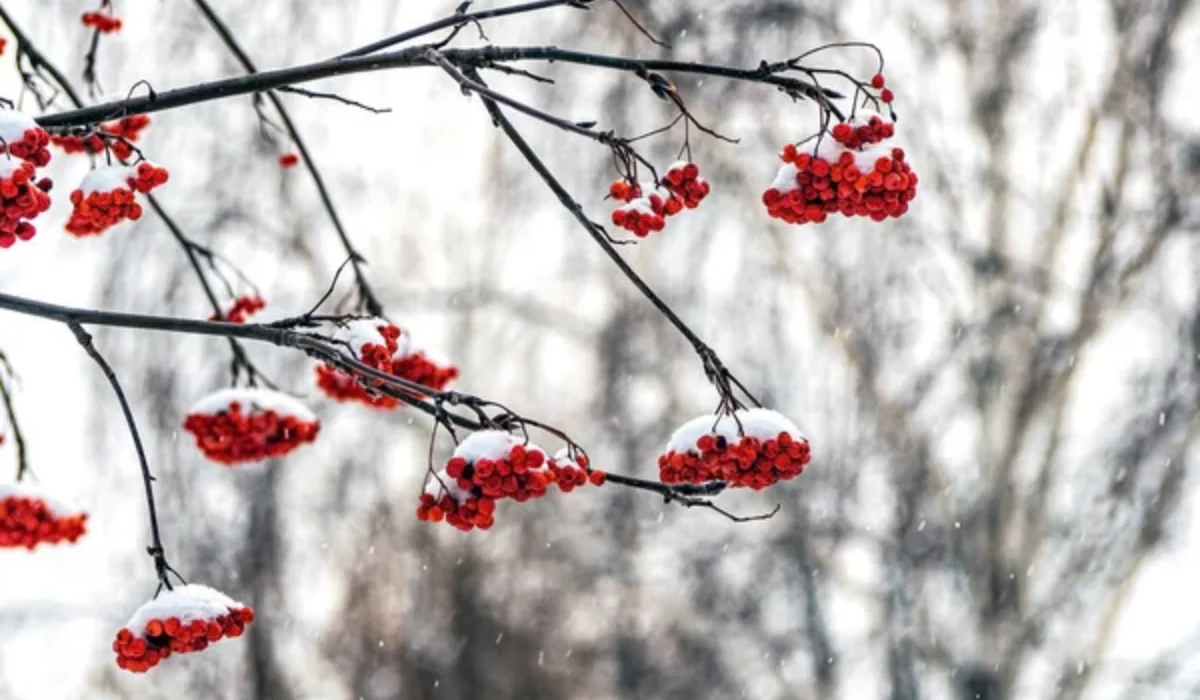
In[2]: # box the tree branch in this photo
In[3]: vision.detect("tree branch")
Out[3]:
[34,45,835,129]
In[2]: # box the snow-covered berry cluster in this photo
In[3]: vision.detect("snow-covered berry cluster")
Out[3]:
[0,483,88,550]
[113,585,254,674]
[609,162,709,238]
[762,110,917,226]
[82,9,122,33]
[663,161,710,209]
[0,160,53,249]
[211,295,265,324]
[51,115,151,160]
[658,408,810,490]
[315,319,458,409]
[417,432,604,531]
[0,110,52,167]
[182,388,320,466]
[65,162,168,237]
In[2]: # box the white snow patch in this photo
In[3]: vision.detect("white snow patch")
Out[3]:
[452,430,545,464]
[76,166,133,195]
[0,483,83,519]
[124,584,245,638]
[187,387,316,422]
[768,162,800,192]
[423,468,472,503]
[0,158,28,179]
[665,408,805,455]
[0,110,41,144]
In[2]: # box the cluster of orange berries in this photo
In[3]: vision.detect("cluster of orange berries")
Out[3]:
[762,110,917,226]
[81,9,122,33]
[51,115,151,161]
[608,161,709,238]
[212,295,265,323]
[0,485,88,550]
[113,585,255,673]
[658,409,810,490]
[182,388,320,466]
[316,319,458,409]
[65,162,169,237]
[0,161,53,249]
[417,432,604,531]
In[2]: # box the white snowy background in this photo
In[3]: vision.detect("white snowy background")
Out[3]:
[1,1,1199,698]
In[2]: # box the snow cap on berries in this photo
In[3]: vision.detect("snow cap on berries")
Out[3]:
[665,408,805,453]
[183,388,320,466]
[114,584,255,673]
[659,408,810,489]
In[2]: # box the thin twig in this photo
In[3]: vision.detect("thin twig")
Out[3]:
[277,85,391,113]
[0,352,31,482]
[463,68,748,392]
[68,323,176,591]
[336,0,574,59]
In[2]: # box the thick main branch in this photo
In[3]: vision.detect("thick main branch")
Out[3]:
[35,45,831,128]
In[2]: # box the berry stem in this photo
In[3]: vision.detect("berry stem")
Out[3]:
[68,322,174,591]
[463,67,754,397]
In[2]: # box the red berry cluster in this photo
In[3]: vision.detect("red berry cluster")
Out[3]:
[279,153,299,168]
[0,487,88,550]
[52,116,152,160]
[82,10,122,33]
[829,114,894,149]
[417,434,604,531]
[316,320,458,408]
[316,321,404,408]
[663,161,711,209]
[609,181,674,236]
[0,160,52,249]
[182,390,320,466]
[547,450,606,491]
[391,351,459,397]
[211,295,265,323]
[657,409,811,490]
[0,112,52,167]
[65,163,168,237]
[762,113,917,226]
[113,591,255,674]
[128,161,169,192]
[608,162,709,238]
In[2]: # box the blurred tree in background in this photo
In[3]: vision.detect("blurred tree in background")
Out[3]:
[1,1,1199,699]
